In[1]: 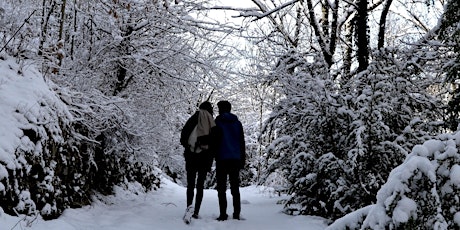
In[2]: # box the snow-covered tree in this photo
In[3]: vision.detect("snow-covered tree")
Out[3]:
[258,49,443,219]
[0,0,242,188]
[439,0,460,131]
[0,54,160,221]
[0,0,241,219]
[327,132,460,229]
[232,0,449,221]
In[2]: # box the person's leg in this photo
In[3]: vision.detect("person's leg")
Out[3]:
[216,163,228,220]
[193,169,207,217]
[229,167,241,219]
[186,160,197,207]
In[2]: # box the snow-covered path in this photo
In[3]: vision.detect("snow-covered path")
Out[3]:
[2,178,328,230]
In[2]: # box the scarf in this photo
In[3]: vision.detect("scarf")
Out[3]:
[188,109,215,152]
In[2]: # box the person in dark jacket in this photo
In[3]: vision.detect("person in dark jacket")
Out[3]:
[180,101,215,219]
[214,100,246,221]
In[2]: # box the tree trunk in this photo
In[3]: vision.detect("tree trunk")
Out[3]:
[329,0,339,65]
[303,0,333,67]
[38,0,52,56]
[70,0,77,59]
[321,0,329,37]
[57,0,67,68]
[378,0,393,49]
[342,19,354,83]
[356,0,369,72]
[114,23,133,96]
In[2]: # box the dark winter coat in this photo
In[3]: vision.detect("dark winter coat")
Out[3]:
[180,111,214,172]
[181,112,199,148]
[214,112,246,168]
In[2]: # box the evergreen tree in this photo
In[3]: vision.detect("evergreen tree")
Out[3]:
[265,50,443,219]
[328,132,460,229]
[439,0,460,131]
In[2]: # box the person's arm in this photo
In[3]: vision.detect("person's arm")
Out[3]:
[210,124,222,153]
[239,122,246,169]
[180,112,198,147]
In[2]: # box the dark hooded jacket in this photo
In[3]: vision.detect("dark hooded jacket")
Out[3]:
[214,112,245,167]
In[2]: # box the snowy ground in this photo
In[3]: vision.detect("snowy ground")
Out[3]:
[1,177,328,230]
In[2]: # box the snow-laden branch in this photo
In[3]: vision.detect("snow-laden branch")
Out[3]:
[206,5,260,13]
[247,0,302,20]
[247,0,298,47]
[224,0,303,19]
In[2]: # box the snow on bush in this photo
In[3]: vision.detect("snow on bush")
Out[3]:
[261,52,443,221]
[0,54,159,221]
[0,55,74,219]
[327,132,460,229]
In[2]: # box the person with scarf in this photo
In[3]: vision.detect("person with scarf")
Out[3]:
[180,101,215,219]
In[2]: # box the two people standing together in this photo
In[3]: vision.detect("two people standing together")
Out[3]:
[180,100,246,221]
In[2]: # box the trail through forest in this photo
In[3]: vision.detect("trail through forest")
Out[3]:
[3,177,328,230]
